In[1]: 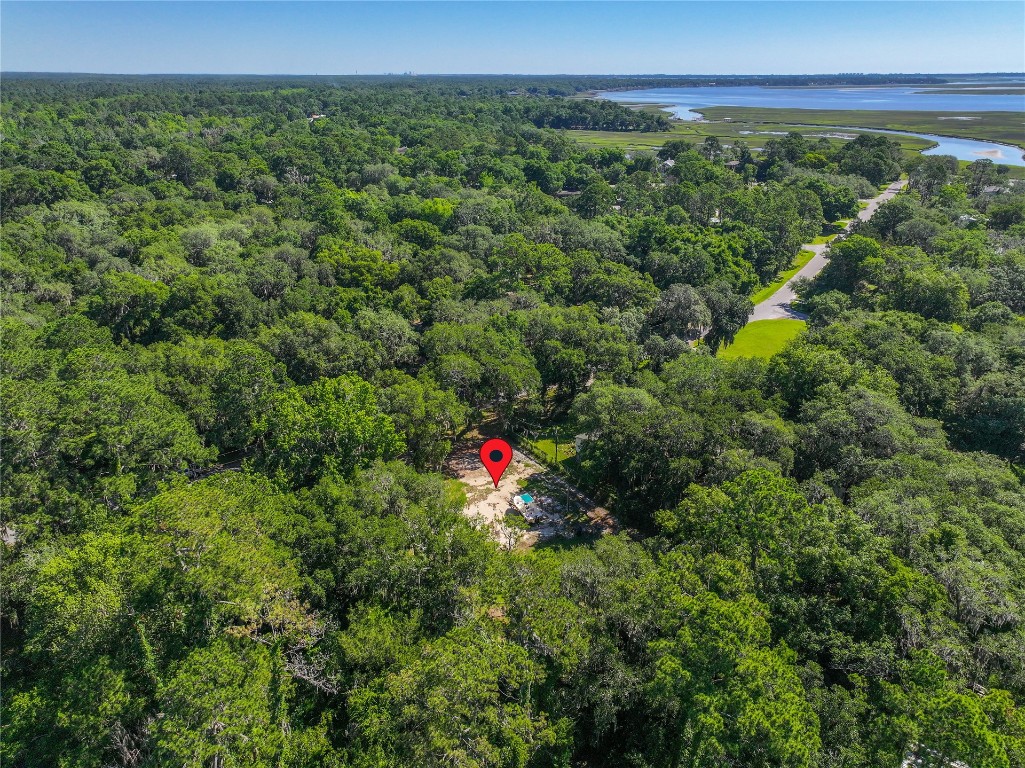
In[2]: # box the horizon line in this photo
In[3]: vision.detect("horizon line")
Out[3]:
[5,70,1025,77]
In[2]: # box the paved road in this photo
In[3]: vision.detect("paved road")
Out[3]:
[749,178,908,322]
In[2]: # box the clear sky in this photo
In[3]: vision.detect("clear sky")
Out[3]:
[2,1,1023,76]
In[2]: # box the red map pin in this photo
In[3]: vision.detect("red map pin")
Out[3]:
[480,438,513,488]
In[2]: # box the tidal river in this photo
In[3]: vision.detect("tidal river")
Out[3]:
[600,85,1025,165]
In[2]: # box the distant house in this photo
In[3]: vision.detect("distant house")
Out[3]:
[574,433,593,454]
[308,113,327,123]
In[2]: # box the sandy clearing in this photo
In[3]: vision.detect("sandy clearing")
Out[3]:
[444,440,616,550]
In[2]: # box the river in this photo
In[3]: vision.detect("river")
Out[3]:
[599,85,1025,165]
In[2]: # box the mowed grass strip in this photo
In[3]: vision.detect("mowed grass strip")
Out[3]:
[718,319,807,360]
[750,249,816,304]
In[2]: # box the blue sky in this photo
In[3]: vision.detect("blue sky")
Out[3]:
[2,1,1023,75]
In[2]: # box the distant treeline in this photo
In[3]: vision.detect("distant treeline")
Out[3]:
[1,77,673,132]
[0,71,957,100]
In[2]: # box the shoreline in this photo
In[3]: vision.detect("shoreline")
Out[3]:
[688,109,1025,160]
[617,101,676,111]
[586,89,1024,164]
[599,94,1025,161]
[595,86,1025,155]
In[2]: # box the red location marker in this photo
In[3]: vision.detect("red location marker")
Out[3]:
[480,438,513,488]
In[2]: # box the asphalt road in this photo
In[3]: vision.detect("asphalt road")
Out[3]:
[749,178,909,322]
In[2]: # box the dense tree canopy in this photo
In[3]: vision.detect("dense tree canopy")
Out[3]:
[2,76,1023,768]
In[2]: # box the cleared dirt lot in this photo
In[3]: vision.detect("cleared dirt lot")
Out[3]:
[444,440,616,550]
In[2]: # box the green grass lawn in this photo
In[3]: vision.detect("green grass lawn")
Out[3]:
[532,437,577,466]
[750,249,815,304]
[718,319,807,360]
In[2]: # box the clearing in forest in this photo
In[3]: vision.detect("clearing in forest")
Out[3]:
[718,318,807,360]
[443,440,616,550]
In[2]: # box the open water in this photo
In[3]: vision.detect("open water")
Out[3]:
[600,85,1025,165]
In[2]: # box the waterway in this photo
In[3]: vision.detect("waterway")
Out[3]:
[600,85,1025,165]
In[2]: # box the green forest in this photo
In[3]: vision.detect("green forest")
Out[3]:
[2,76,1024,767]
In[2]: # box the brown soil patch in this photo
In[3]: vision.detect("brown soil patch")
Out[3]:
[443,440,617,550]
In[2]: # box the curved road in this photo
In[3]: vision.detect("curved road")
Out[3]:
[750,178,908,322]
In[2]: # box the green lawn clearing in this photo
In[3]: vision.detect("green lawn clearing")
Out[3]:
[750,249,815,304]
[532,436,577,466]
[718,319,807,360]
